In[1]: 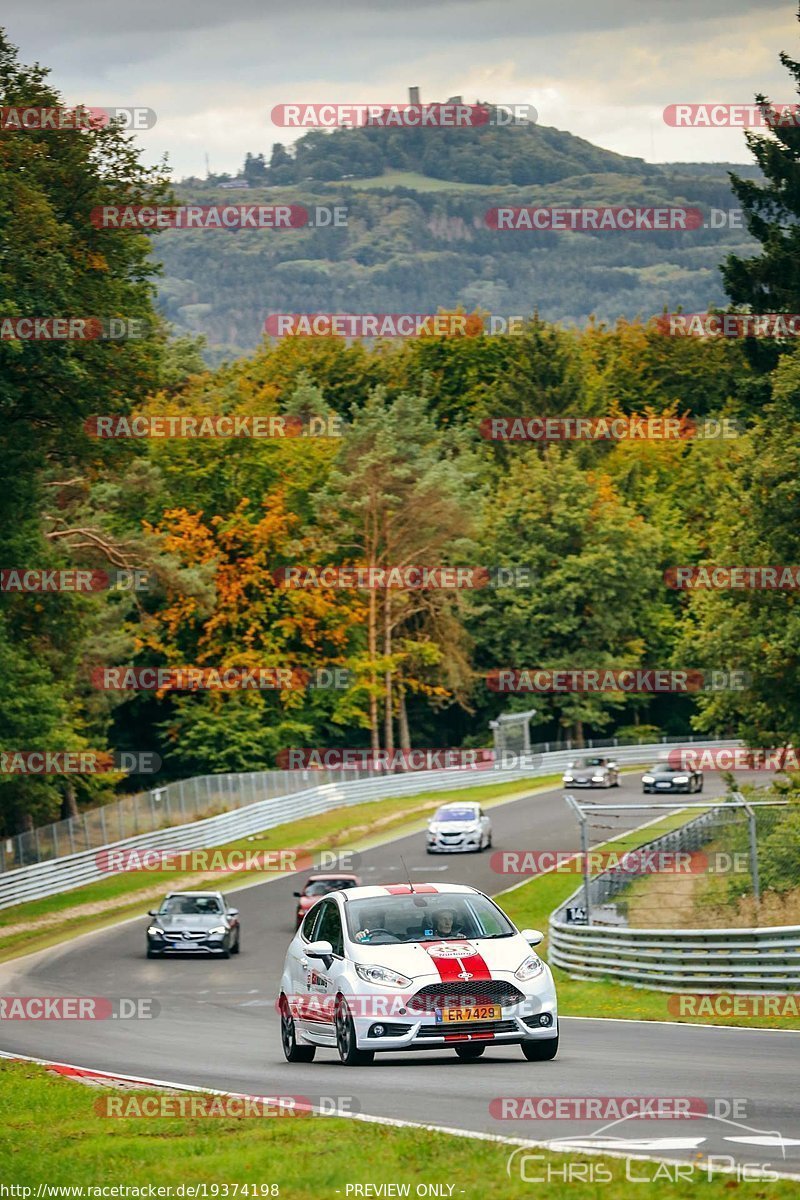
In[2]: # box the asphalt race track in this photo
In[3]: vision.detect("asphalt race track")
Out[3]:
[2,770,798,1179]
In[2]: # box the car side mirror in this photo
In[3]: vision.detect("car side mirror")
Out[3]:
[148,910,158,917]
[293,891,301,898]
[228,908,239,916]
[607,761,617,769]
[521,928,544,946]
[305,939,334,967]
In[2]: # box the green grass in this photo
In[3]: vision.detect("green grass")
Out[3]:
[0,774,561,962]
[500,809,800,1030]
[1,1061,794,1197]
[338,170,499,192]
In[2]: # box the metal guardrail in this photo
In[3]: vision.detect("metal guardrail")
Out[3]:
[0,730,717,873]
[0,739,736,911]
[549,804,800,992]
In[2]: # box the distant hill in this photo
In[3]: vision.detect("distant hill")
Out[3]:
[155,120,758,361]
[242,109,658,188]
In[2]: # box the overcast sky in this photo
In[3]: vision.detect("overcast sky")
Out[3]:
[3,0,797,178]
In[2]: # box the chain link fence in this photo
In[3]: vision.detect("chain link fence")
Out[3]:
[560,795,799,930]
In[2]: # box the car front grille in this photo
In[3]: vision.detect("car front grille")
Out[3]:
[409,980,524,1012]
[164,931,208,941]
[417,1019,518,1038]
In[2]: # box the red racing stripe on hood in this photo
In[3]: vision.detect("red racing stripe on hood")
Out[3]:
[421,942,493,982]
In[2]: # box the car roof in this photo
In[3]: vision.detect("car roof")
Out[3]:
[164,891,224,899]
[436,801,479,809]
[332,883,480,902]
[304,872,360,882]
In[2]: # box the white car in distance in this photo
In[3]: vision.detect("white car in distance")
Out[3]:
[426,802,492,853]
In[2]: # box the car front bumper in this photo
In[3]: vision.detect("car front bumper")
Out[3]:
[426,834,483,852]
[349,979,557,1051]
[147,933,229,953]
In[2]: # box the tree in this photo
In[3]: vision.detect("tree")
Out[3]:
[722,8,800,372]
[318,389,475,752]
[678,350,800,747]
[476,449,667,744]
[0,30,171,831]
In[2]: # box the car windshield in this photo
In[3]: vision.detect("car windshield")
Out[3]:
[159,896,222,915]
[345,893,515,945]
[573,757,605,768]
[652,764,677,774]
[305,879,355,896]
[434,807,477,822]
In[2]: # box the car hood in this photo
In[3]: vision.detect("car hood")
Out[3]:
[350,935,532,979]
[154,914,226,930]
[428,821,479,832]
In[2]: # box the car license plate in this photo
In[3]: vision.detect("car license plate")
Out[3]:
[441,1005,501,1023]
[657,782,671,788]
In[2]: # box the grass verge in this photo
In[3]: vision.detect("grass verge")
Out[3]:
[2,1060,795,1197]
[0,774,561,964]
[500,809,800,1031]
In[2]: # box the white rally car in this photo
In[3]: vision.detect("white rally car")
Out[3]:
[278,882,558,1065]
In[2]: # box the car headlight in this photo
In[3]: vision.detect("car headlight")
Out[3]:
[147,926,164,937]
[672,776,689,783]
[354,963,412,987]
[208,925,227,937]
[515,954,546,981]
[642,775,654,784]
[591,774,605,782]
[563,774,573,782]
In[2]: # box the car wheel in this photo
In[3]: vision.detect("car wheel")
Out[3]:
[231,930,241,954]
[521,1034,559,1061]
[335,997,374,1066]
[280,996,316,1063]
[454,1044,486,1060]
[219,941,231,960]
[697,778,703,792]
[487,833,493,849]
[146,948,161,959]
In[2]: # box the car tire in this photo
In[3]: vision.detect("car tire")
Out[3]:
[146,948,161,959]
[219,942,231,960]
[280,996,316,1063]
[231,930,241,954]
[697,779,703,792]
[454,1044,486,1060]
[335,997,374,1066]
[521,1033,559,1061]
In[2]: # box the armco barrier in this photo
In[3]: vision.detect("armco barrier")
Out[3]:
[549,803,800,993]
[0,739,737,911]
